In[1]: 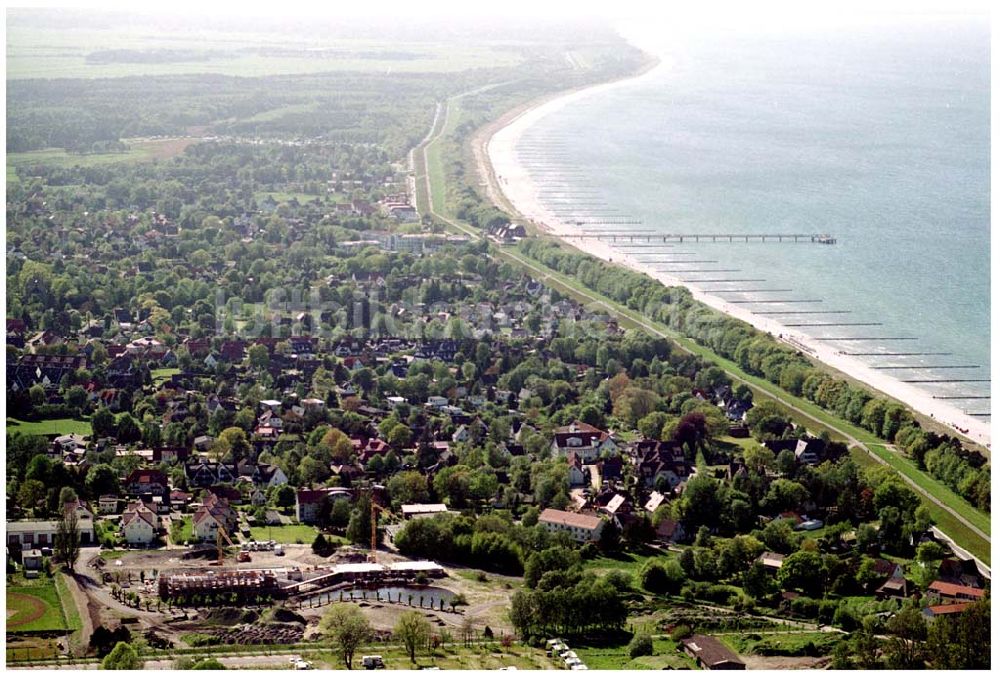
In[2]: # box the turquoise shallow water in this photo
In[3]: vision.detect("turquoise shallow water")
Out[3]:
[517,18,990,416]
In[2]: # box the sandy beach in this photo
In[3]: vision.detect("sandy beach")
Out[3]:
[486,61,991,450]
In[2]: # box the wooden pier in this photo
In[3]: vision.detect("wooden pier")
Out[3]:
[564,231,837,244]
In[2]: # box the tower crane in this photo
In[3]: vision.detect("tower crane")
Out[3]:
[212,525,238,566]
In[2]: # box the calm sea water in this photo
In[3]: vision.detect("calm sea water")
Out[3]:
[517,18,990,416]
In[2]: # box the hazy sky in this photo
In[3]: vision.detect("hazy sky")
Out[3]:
[6,0,992,24]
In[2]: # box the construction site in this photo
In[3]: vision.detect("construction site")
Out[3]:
[156,560,446,605]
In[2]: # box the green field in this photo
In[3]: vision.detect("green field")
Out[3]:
[248,523,322,544]
[256,191,331,204]
[573,637,696,670]
[6,417,92,437]
[7,576,71,633]
[243,102,320,123]
[7,139,197,183]
[583,549,664,577]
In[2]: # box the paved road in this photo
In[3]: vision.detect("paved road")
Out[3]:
[421,94,990,556]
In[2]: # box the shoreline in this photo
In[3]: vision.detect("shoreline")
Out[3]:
[484,58,991,450]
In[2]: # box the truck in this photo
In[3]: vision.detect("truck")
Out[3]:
[361,655,385,670]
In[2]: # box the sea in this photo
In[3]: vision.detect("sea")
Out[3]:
[513,15,991,421]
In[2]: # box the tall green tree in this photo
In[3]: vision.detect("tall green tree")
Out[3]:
[394,611,432,663]
[320,605,372,669]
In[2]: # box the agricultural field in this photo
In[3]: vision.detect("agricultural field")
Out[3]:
[7,138,196,180]
[6,20,523,80]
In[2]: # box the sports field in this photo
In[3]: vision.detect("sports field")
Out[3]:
[7,580,68,632]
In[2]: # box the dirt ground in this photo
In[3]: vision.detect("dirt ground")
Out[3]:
[741,655,832,670]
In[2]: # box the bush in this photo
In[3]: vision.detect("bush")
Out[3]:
[627,633,653,659]
[704,584,737,605]
[605,569,634,592]
[639,561,669,594]
[670,624,692,642]
[832,604,859,631]
[192,658,227,669]
[790,596,820,619]
[183,633,222,647]
[817,599,838,624]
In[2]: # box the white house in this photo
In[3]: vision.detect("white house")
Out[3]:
[192,509,226,542]
[538,508,605,543]
[551,421,617,463]
[98,495,120,515]
[122,502,159,545]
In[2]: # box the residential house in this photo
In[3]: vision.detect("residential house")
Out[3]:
[192,493,237,541]
[922,603,973,620]
[98,495,120,514]
[250,463,288,489]
[634,440,689,491]
[63,498,95,522]
[296,488,349,525]
[927,581,987,603]
[125,468,169,497]
[185,460,239,489]
[644,491,666,514]
[763,437,828,466]
[655,518,685,545]
[122,501,159,546]
[249,487,267,506]
[538,508,605,543]
[551,421,617,463]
